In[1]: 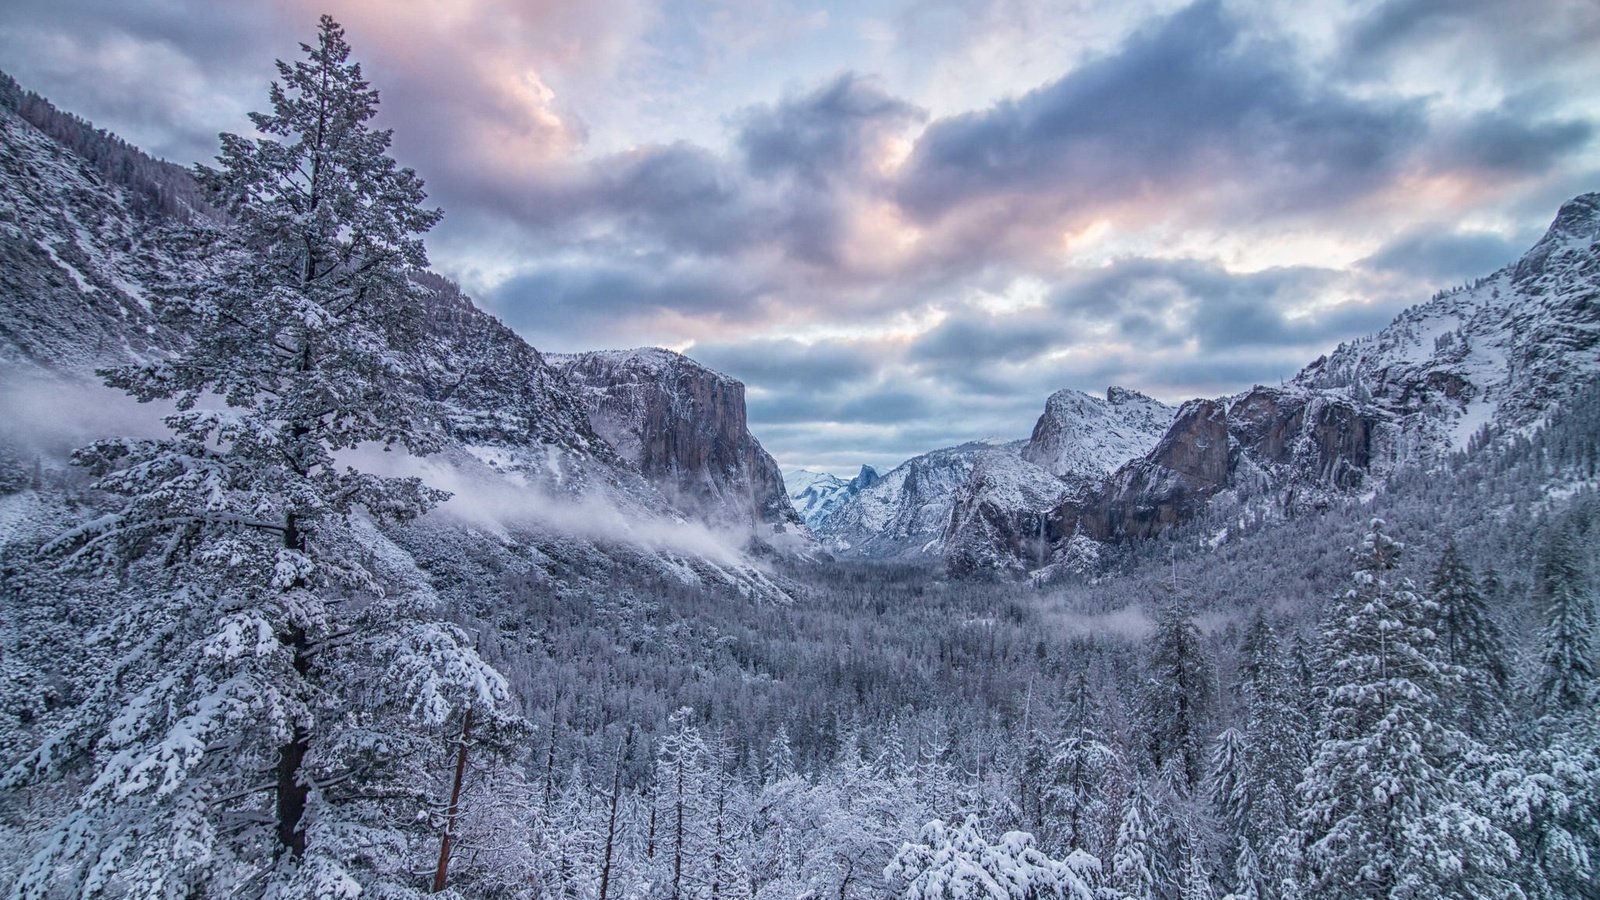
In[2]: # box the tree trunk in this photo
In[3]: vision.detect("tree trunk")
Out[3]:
[598,734,628,900]
[432,708,473,892]
[276,621,311,858]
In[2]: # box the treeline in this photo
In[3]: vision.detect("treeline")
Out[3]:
[0,69,214,222]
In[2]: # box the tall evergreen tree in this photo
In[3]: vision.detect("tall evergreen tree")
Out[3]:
[1533,526,1596,718]
[655,707,710,900]
[1297,520,1520,899]
[1205,728,1251,870]
[1427,541,1510,734]
[1047,673,1119,857]
[1140,595,1215,794]
[1111,783,1157,900]
[4,17,506,898]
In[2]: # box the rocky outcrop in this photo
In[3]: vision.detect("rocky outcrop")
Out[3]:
[1049,398,1231,543]
[1046,390,1391,546]
[1023,386,1173,484]
[943,452,1067,577]
[550,348,804,535]
[1229,387,1379,491]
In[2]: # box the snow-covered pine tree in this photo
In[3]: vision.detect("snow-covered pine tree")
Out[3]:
[1427,541,1510,735]
[655,707,711,900]
[3,17,507,897]
[1221,840,1262,900]
[883,816,1103,900]
[1140,594,1214,794]
[1111,783,1157,900]
[1533,525,1596,719]
[1236,609,1306,805]
[764,723,797,785]
[1296,519,1520,899]
[1488,521,1600,898]
[1204,728,1250,872]
[1046,673,1119,857]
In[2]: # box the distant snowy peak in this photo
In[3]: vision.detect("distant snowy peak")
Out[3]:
[785,465,878,530]
[551,348,805,536]
[1023,386,1175,483]
[817,442,1019,558]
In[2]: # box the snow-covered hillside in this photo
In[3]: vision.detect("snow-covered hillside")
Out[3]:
[1298,193,1600,450]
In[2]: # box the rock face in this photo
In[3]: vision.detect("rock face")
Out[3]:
[550,348,804,535]
[942,452,1069,576]
[786,465,879,530]
[1048,398,1232,543]
[1023,386,1174,485]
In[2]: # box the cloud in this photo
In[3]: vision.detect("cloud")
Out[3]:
[738,72,926,184]
[1358,228,1528,283]
[692,338,886,391]
[896,1,1427,230]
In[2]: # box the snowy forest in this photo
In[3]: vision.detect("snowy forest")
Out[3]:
[1,15,1598,900]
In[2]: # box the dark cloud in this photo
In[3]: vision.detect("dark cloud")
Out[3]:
[739,73,926,184]
[896,0,1426,224]
[747,387,936,427]
[1434,110,1592,176]
[909,312,1059,365]
[1342,0,1600,73]
[691,339,886,391]
[1049,260,1365,353]
[1358,228,1528,282]
[485,257,770,345]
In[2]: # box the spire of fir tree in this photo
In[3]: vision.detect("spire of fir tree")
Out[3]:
[1534,526,1597,718]
[1428,540,1510,734]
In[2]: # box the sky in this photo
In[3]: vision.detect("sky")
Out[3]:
[3,0,1597,475]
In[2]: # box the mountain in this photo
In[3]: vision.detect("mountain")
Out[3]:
[785,465,879,529]
[1297,193,1600,445]
[548,348,806,539]
[1026,193,1600,571]
[938,387,1175,575]
[0,71,800,591]
[816,440,1020,558]
[817,387,1174,568]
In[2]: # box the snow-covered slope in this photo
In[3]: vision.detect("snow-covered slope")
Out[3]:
[1298,193,1600,449]
[0,77,184,372]
[785,465,879,530]
[942,451,1073,576]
